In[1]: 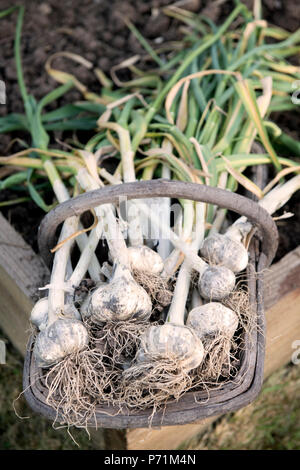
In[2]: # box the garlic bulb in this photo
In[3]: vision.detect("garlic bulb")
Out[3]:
[30,297,49,331]
[33,318,89,367]
[30,297,81,331]
[187,302,239,339]
[200,233,248,273]
[136,323,204,372]
[199,266,236,301]
[83,263,152,322]
[128,245,164,274]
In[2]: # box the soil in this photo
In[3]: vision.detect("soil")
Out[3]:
[0,0,299,255]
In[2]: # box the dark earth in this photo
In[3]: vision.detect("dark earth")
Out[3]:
[0,0,299,259]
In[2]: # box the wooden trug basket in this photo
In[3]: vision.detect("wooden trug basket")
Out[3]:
[23,180,278,429]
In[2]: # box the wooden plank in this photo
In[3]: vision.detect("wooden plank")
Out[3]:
[264,245,300,310]
[265,288,300,377]
[127,247,300,450]
[264,246,300,377]
[0,213,49,354]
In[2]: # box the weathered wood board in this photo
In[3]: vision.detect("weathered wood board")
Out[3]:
[0,213,299,450]
[0,213,49,354]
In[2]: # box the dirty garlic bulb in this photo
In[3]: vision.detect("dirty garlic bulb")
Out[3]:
[82,263,152,323]
[30,297,81,331]
[135,241,205,373]
[128,245,164,274]
[200,233,249,273]
[198,265,236,301]
[186,302,239,380]
[187,302,239,339]
[33,318,89,368]
[136,323,204,372]
[33,210,90,368]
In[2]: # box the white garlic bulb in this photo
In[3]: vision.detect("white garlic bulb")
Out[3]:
[128,245,164,274]
[33,318,89,367]
[30,297,81,331]
[30,297,49,331]
[200,233,248,273]
[136,323,204,372]
[187,302,239,339]
[199,266,236,301]
[83,263,152,322]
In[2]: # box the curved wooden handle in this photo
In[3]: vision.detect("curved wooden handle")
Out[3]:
[38,179,278,269]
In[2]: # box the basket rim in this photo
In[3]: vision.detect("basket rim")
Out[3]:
[37,179,278,269]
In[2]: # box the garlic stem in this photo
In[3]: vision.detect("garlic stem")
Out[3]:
[98,121,144,246]
[167,202,206,325]
[76,168,130,268]
[226,174,300,241]
[209,171,228,235]
[47,214,79,325]
[43,160,101,281]
[157,140,173,259]
[260,174,300,214]
[161,204,183,278]
[68,220,104,288]
[137,199,207,274]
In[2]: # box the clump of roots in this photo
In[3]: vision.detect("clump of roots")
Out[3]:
[222,285,257,340]
[132,269,173,312]
[43,346,120,428]
[41,316,152,428]
[192,334,239,386]
[121,356,193,412]
[86,317,151,369]
[40,286,256,427]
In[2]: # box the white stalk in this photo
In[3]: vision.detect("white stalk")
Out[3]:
[76,168,130,267]
[157,139,173,259]
[137,199,207,274]
[167,202,205,325]
[47,215,78,325]
[226,174,300,242]
[138,199,235,299]
[134,203,206,373]
[162,199,194,278]
[44,160,101,281]
[209,171,228,235]
[161,204,183,278]
[68,219,104,289]
[119,129,144,247]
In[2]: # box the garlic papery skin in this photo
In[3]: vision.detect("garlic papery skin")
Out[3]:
[33,318,89,368]
[136,323,204,372]
[30,298,81,331]
[84,263,152,323]
[200,233,249,273]
[30,298,49,331]
[128,245,164,274]
[187,303,239,339]
[198,266,236,301]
